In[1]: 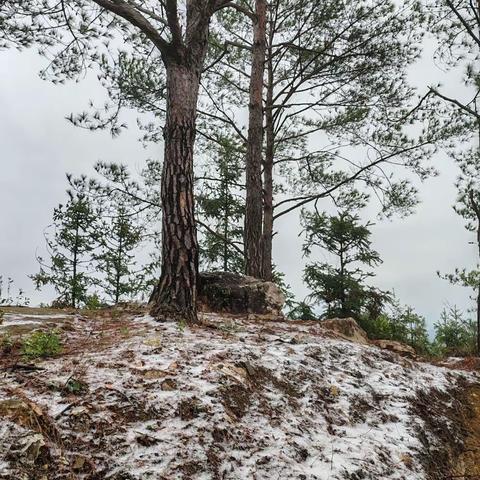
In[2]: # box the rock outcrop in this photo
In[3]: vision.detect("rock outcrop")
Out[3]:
[197,272,285,317]
[320,317,417,358]
[320,317,369,344]
[370,339,416,359]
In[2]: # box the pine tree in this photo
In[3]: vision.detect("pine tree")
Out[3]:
[244,0,266,279]
[1,0,257,324]
[428,0,480,354]
[31,190,98,308]
[427,0,480,128]
[302,200,386,319]
[42,1,436,283]
[401,307,430,354]
[203,0,436,280]
[438,150,480,353]
[95,204,152,304]
[197,137,245,273]
[433,305,477,356]
[68,166,161,304]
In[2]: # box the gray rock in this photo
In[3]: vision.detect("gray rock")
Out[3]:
[198,272,285,316]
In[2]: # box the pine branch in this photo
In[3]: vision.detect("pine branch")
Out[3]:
[91,0,170,52]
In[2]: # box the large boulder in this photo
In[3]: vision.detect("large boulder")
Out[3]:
[197,272,285,317]
[320,317,369,344]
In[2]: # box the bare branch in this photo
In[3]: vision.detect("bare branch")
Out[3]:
[430,87,480,120]
[214,1,256,21]
[91,0,170,52]
[446,0,480,48]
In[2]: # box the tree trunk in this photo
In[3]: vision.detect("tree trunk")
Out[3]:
[475,88,480,354]
[223,174,229,272]
[261,32,275,281]
[476,207,480,355]
[72,219,79,309]
[244,0,267,279]
[149,63,201,324]
[476,283,480,355]
[115,233,122,305]
[477,123,480,355]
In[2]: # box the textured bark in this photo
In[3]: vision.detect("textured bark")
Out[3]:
[244,0,267,279]
[261,34,275,281]
[71,224,79,309]
[474,210,480,355]
[145,1,212,324]
[89,2,213,321]
[476,282,480,356]
[470,189,480,355]
[149,63,202,324]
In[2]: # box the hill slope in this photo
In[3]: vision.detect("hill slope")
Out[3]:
[0,309,478,479]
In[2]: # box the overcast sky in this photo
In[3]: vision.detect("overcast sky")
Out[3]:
[0,43,476,330]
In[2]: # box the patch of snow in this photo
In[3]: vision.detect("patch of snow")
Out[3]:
[1,313,75,328]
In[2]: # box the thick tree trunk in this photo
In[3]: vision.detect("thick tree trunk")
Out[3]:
[261,38,275,281]
[476,284,480,355]
[244,0,267,279]
[223,175,229,272]
[476,216,480,355]
[72,221,79,309]
[477,89,480,354]
[149,63,201,324]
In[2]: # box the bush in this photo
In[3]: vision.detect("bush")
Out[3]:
[64,378,88,395]
[84,293,104,310]
[22,330,62,359]
[288,301,317,320]
[358,302,431,355]
[0,333,14,353]
[433,306,476,356]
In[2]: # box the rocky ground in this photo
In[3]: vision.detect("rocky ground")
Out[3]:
[0,306,479,480]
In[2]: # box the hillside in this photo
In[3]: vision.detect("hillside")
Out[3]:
[0,308,479,480]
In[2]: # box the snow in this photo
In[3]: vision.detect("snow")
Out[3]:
[0,311,475,479]
[1,312,74,327]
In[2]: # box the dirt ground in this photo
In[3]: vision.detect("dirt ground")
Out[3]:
[1,306,480,480]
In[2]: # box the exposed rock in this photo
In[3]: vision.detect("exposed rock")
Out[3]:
[320,318,369,344]
[197,272,285,317]
[371,339,416,358]
[320,318,417,358]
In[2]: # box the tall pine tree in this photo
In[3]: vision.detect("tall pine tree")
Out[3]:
[302,197,387,319]
[32,189,97,308]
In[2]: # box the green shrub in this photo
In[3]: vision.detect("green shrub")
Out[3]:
[22,330,62,359]
[65,378,88,395]
[288,301,317,321]
[433,306,476,357]
[0,333,13,353]
[84,293,104,310]
[177,319,186,333]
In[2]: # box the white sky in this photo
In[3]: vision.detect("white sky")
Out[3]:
[0,42,476,330]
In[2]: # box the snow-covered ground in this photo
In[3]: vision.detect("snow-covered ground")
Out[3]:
[1,312,74,328]
[0,311,476,479]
